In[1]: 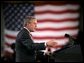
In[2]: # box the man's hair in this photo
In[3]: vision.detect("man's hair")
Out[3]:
[23,16,36,26]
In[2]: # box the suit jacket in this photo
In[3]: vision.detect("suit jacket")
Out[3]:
[16,28,45,62]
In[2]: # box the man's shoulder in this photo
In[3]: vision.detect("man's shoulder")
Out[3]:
[16,28,29,39]
[18,28,30,35]
[20,28,29,33]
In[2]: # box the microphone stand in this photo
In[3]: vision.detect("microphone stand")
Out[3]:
[54,36,76,54]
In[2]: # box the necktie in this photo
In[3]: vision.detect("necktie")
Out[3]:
[29,33,33,40]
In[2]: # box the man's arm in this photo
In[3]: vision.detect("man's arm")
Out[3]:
[18,36,45,51]
[17,29,57,51]
[17,29,45,51]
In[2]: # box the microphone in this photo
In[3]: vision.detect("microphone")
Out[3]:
[65,33,78,46]
[65,34,77,41]
[65,34,70,37]
[65,34,75,39]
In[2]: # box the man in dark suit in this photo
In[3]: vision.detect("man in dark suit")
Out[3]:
[15,16,57,62]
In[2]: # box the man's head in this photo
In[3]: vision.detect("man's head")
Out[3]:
[24,16,37,32]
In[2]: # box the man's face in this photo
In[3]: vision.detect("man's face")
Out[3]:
[27,19,37,32]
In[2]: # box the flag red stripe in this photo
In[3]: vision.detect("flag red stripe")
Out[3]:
[5,42,12,46]
[5,34,16,39]
[35,10,79,14]
[34,1,79,6]
[37,18,79,23]
[5,34,77,40]
[36,27,78,31]
[33,35,77,39]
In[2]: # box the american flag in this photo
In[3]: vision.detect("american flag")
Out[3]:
[3,1,80,53]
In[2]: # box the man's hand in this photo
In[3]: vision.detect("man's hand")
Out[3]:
[46,39,58,48]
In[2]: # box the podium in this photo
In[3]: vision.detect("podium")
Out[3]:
[52,44,83,62]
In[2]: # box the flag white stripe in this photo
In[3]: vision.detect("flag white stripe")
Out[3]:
[33,38,69,45]
[37,21,79,28]
[35,13,79,20]
[31,29,78,37]
[35,4,80,12]
[4,29,19,36]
